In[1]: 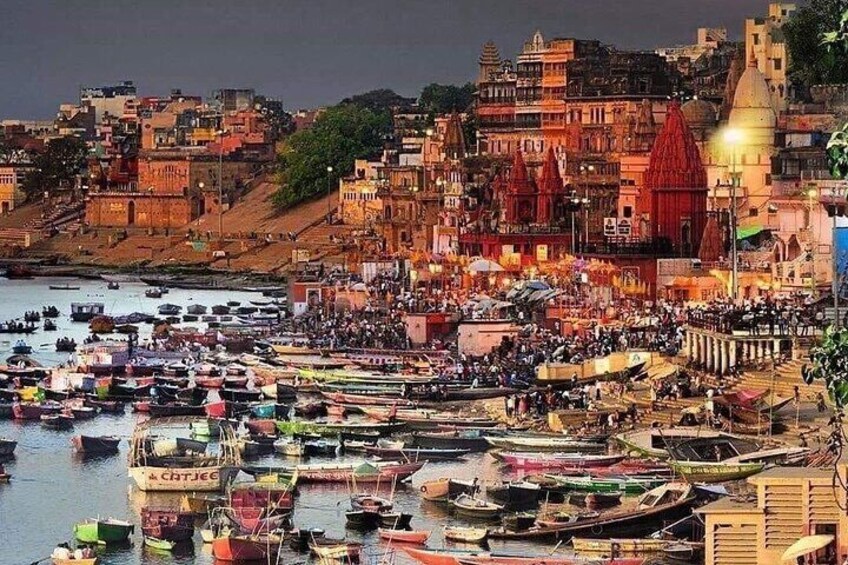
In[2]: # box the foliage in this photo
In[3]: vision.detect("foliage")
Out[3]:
[419,83,476,116]
[340,89,414,115]
[804,326,848,407]
[783,0,848,95]
[827,122,848,179]
[20,136,88,202]
[273,105,390,209]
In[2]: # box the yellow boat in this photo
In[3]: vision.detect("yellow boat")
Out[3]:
[571,537,666,555]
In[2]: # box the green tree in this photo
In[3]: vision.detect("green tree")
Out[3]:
[784,0,848,97]
[21,136,88,202]
[273,105,390,209]
[419,83,476,116]
[340,89,413,115]
[804,326,848,407]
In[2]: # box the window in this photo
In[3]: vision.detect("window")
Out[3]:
[765,173,772,186]
[749,208,758,217]
[774,58,782,71]
[623,206,632,218]
[753,33,760,45]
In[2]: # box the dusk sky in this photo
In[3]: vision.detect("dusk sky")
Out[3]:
[1,0,773,119]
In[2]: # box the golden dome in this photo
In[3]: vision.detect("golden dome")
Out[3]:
[681,99,717,127]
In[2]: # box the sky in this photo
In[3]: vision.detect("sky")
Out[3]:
[0,0,774,119]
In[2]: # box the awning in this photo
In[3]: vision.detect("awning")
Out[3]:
[736,225,764,240]
[781,535,834,562]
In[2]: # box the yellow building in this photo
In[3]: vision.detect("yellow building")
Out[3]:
[338,159,384,226]
[698,466,847,565]
[0,164,31,214]
[745,2,796,112]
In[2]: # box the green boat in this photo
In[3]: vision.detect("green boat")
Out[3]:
[545,475,665,494]
[275,419,406,437]
[189,419,220,438]
[669,461,765,483]
[144,536,175,551]
[74,518,135,544]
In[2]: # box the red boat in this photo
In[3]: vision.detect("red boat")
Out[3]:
[141,507,194,541]
[321,391,413,406]
[196,375,224,389]
[378,528,430,544]
[244,419,277,435]
[204,401,226,418]
[212,535,277,562]
[223,376,249,388]
[297,461,426,484]
[12,402,61,420]
[132,401,151,413]
[497,452,625,470]
[457,556,644,565]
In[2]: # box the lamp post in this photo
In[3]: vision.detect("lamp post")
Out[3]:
[197,181,205,228]
[808,187,818,297]
[580,164,595,249]
[570,191,580,254]
[326,165,334,223]
[216,130,229,239]
[724,128,742,301]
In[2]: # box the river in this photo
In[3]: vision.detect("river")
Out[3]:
[0,278,682,565]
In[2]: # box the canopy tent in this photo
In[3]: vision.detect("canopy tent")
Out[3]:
[468,258,504,273]
[736,225,764,241]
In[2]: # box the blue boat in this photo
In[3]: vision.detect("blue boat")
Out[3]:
[251,403,276,419]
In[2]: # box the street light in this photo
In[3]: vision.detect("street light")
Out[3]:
[723,128,743,301]
[808,187,818,297]
[326,165,334,223]
[580,164,595,249]
[216,129,228,239]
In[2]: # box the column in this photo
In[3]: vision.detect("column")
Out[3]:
[712,337,720,373]
[755,340,763,361]
[744,340,752,365]
[701,334,709,367]
[774,339,781,360]
[729,340,737,370]
[720,340,729,375]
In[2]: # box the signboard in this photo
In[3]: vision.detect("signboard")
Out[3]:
[617,218,632,236]
[292,249,310,263]
[536,244,549,262]
[603,217,617,237]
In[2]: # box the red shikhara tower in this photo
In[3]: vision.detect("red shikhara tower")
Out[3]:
[503,150,537,224]
[646,100,708,256]
[536,147,564,224]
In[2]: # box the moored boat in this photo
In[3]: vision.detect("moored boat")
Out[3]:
[378,528,430,544]
[71,435,121,454]
[74,518,134,544]
[668,460,765,483]
[443,526,488,544]
[449,493,503,519]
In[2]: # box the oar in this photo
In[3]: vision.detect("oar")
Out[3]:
[29,555,52,565]
[548,539,564,556]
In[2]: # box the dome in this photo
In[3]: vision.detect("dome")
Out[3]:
[728,58,776,144]
[681,99,717,128]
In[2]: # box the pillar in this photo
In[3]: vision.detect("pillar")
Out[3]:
[720,340,729,375]
[729,340,737,370]
[755,340,763,361]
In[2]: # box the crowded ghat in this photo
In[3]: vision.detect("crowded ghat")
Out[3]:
[0,248,842,565]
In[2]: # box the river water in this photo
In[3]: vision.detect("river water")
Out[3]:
[0,278,680,565]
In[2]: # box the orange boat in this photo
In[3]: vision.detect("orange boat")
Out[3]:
[378,528,430,544]
[211,535,277,562]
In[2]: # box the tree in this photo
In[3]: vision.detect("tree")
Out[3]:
[20,136,88,202]
[419,83,476,116]
[784,0,848,97]
[340,89,414,115]
[273,105,390,209]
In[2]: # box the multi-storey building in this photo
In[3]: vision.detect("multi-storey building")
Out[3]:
[745,2,796,111]
[80,81,137,125]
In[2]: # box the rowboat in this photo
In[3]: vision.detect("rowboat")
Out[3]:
[295,460,426,483]
[250,403,276,419]
[496,452,625,470]
[489,483,695,540]
[571,537,666,555]
[444,526,488,543]
[485,436,606,453]
[179,493,227,515]
[613,427,729,459]
[567,491,622,508]
[486,481,541,510]
[276,419,406,437]
[449,494,503,519]
[378,528,431,544]
[144,536,175,551]
[457,556,645,565]
[52,559,98,565]
[141,507,195,541]
[74,518,134,544]
[411,430,490,452]
[212,535,279,561]
[418,477,477,502]
[668,460,765,483]
[273,437,305,457]
[0,438,17,456]
[543,475,665,494]
[195,376,224,388]
[364,444,470,461]
[322,390,414,406]
[71,435,121,454]
[362,407,498,429]
[310,540,363,560]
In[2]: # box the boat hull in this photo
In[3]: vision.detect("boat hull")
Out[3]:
[129,465,238,491]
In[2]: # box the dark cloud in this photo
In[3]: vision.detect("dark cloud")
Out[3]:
[0,0,769,118]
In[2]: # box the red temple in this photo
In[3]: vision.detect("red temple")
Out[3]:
[646,100,708,256]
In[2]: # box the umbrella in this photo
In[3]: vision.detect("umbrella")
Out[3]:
[350,282,368,291]
[781,535,834,562]
[468,258,504,273]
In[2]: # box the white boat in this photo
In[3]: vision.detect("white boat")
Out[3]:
[273,438,305,457]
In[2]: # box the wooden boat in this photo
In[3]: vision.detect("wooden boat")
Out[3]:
[144,536,175,551]
[668,460,765,483]
[223,375,249,388]
[41,413,74,430]
[219,388,261,403]
[147,403,206,418]
[250,403,276,419]
[69,406,98,420]
[212,535,278,561]
[195,375,224,388]
[362,407,498,429]
[449,494,503,519]
[491,483,694,540]
[662,542,701,561]
[411,430,490,452]
[402,547,481,565]
[614,427,728,459]
[567,491,623,508]
[83,398,125,414]
[141,507,194,541]
[457,556,644,565]
[496,452,625,470]
[273,437,305,457]
[52,559,98,565]
[322,390,414,406]
[485,436,606,453]
[276,419,405,437]
[485,481,541,510]
[544,475,665,494]
[294,460,426,483]
[310,540,363,561]
[419,478,477,502]
[74,518,134,544]
[443,526,488,543]
[71,435,121,454]
[245,419,277,436]
[571,537,666,555]
[49,284,81,290]
[180,493,226,515]
[364,445,470,461]
[378,528,430,544]
[0,438,17,456]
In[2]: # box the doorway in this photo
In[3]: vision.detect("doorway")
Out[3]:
[127,201,136,225]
